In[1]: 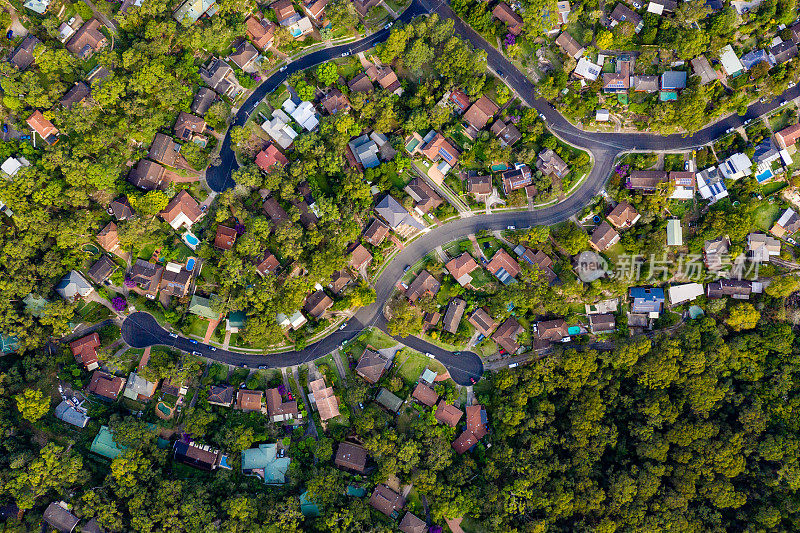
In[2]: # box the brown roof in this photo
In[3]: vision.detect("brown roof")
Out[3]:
[130,259,164,291]
[590,221,619,251]
[490,119,522,146]
[405,178,443,214]
[536,149,569,178]
[237,389,263,412]
[128,160,165,190]
[589,313,616,333]
[536,318,568,341]
[208,385,235,406]
[262,196,288,223]
[369,484,405,517]
[96,222,119,252]
[70,333,101,369]
[148,133,180,167]
[228,40,259,69]
[452,429,480,454]
[159,265,192,297]
[26,110,59,144]
[468,308,497,337]
[349,244,373,270]
[412,382,439,406]
[365,65,402,93]
[463,96,499,130]
[109,196,134,220]
[265,387,300,418]
[191,87,217,116]
[87,371,125,400]
[329,269,353,294]
[445,253,479,285]
[356,349,389,383]
[255,252,280,276]
[419,132,461,163]
[309,378,339,420]
[626,170,668,191]
[406,270,441,302]
[59,82,90,109]
[9,35,40,70]
[555,31,583,57]
[492,3,524,34]
[335,441,368,473]
[443,298,467,334]
[435,401,464,427]
[348,72,374,93]
[320,88,351,115]
[304,290,333,318]
[707,279,753,299]
[160,190,202,226]
[465,404,488,439]
[423,311,441,330]
[400,512,427,533]
[607,202,639,228]
[492,317,523,353]
[174,441,220,470]
[364,218,389,245]
[518,248,557,284]
[88,255,117,285]
[777,123,800,148]
[466,174,493,195]
[173,112,206,140]
[486,249,521,278]
[214,225,237,250]
[66,19,107,58]
[272,0,298,23]
[246,16,276,50]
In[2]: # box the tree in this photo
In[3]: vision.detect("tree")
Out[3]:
[15,388,49,422]
[386,298,424,337]
[764,275,800,298]
[317,62,339,86]
[726,302,760,331]
[595,29,613,50]
[232,163,263,189]
[553,222,589,255]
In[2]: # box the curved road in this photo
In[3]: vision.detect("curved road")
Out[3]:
[123,0,800,384]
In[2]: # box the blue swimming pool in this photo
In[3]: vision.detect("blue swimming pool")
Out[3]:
[756,169,774,183]
[290,27,302,37]
[186,257,196,271]
[183,232,200,249]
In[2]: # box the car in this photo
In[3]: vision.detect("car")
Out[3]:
[279,65,287,72]
[200,205,207,212]
[192,351,202,356]
[684,161,690,171]
[339,323,346,330]
[788,237,798,245]
[2,124,7,134]
[400,281,408,289]
[258,365,267,369]
[169,333,179,338]
[210,347,217,351]
[790,82,797,88]
[538,113,546,121]
[71,396,80,404]
[384,22,393,29]
[725,128,733,134]
[206,125,215,131]
[496,69,503,77]
[470,377,476,384]
[509,362,519,368]
[243,364,248,368]
[499,348,507,355]
[403,264,411,273]
[68,16,75,24]
[6,30,11,39]
[341,51,350,57]
[288,393,293,400]
[189,339,198,344]
[507,225,516,230]
[425,352,434,358]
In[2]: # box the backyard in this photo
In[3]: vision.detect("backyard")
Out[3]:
[393,348,447,384]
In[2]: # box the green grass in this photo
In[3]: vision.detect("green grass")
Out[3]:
[186,316,211,338]
[761,181,788,197]
[469,268,494,290]
[753,202,782,231]
[357,328,397,350]
[394,349,446,384]
[137,242,157,261]
[79,301,111,323]
[476,237,500,257]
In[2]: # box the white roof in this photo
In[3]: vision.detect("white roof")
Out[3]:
[668,283,704,305]
[670,187,694,200]
[289,101,318,131]
[719,45,744,75]
[667,219,683,246]
[777,208,796,227]
[1,157,22,176]
[596,109,610,121]
[165,262,183,273]
[262,110,295,149]
[574,57,601,81]
[719,152,753,180]
[277,310,307,329]
[780,149,793,166]
[647,2,664,13]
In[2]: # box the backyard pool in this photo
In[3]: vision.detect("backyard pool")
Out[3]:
[491,163,509,172]
[756,168,774,183]
[186,257,196,271]
[82,243,100,255]
[183,231,200,250]
[290,27,302,37]
[156,402,172,417]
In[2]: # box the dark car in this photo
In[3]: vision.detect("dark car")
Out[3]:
[189,339,198,344]
[403,265,410,273]
[2,124,7,133]
[6,30,12,39]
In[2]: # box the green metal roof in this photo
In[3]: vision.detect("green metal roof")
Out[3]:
[227,310,246,328]
[90,426,125,460]
[300,491,320,517]
[241,443,290,484]
[189,294,219,319]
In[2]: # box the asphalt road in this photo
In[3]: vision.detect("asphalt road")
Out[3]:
[129,0,800,384]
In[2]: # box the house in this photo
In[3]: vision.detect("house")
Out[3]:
[452,404,489,454]
[87,255,117,285]
[491,119,523,146]
[174,0,218,24]
[56,270,93,301]
[109,197,134,220]
[123,372,158,401]
[308,378,340,420]
[352,0,380,16]
[208,385,235,406]
[596,109,610,122]
[262,109,297,149]
[242,443,290,484]
[276,310,308,330]
[66,19,108,59]
[629,287,665,316]
[246,16,276,50]
[740,48,775,71]
[556,0,571,23]
[348,134,381,169]
[406,270,441,301]
[190,294,221,319]
[283,99,319,131]
[365,64,402,95]
[255,252,280,276]
[492,3,524,35]
[273,0,300,24]
[157,262,191,298]
[668,282,704,305]
[719,45,745,77]
[96,222,120,253]
[328,269,353,294]
[55,400,89,428]
[589,313,616,334]
[304,290,333,318]
[691,55,717,85]
[253,145,289,174]
[660,71,687,91]
[265,388,301,422]
[370,484,405,518]
[465,173,493,197]
[590,221,619,251]
[189,88,217,118]
[214,225,238,250]
[647,0,677,11]
[771,40,798,64]
[349,244,373,270]
[492,317,524,353]
[87,371,126,400]
[514,246,558,284]
[443,298,467,334]
[609,4,643,33]
[174,112,206,141]
[501,165,533,194]
[602,60,631,92]
[70,333,101,371]
[27,110,59,145]
[775,123,800,149]
[412,381,440,406]
[237,389,263,412]
[448,89,470,113]
[405,178,443,215]
[23,0,50,15]
[173,441,223,471]
[90,426,125,460]
[320,88,351,115]
[348,72,374,92]
[363,219,389,246]
[9,35,40,70]
[607,202,640,228]
[1,156,27,177]
[748,233,781,262]
[435,401,464,427]
[718,153,753,180]
[535,318,569,343]
[417,131,460,181]
[771,208,800,238]
[704,236,730,271]
[487,248,521,284]
[228,40,259,70]
[631,75,659,92]
[696,167,729,203]
[335,441,368,473]
[303,0,328,26]
[130,259,164,295]
[148,133,181,167]
[555,31,583,58]
[446,253,479,287]
[669,171,695,200]
[59,82,90,108]
[666,219,683,246]
[536,149,569,177]
[356,349,391,383]
[468,308,498,337]
[626,170,668,191]
[128,160,165,190]
[573,57,601,81]
[160,190,202,230]
[43,502,80,533]
[375,194,425,233]
[463,96,499,134]
[707,279,753,299]
[423,311,441,331]
[199,58,242,98]
[400,512,427,533]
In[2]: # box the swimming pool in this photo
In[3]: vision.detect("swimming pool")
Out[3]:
[156,402,171,416]
[290,27,302,37]
[186,257,196,271]
[183,232,200,250]
[491,163,509,172]
[755,168,774,183]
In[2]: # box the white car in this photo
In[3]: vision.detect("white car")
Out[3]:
[339,324,347,330]
[341,51,350,57]
[509,362,519,368]
[425,352,434,358]
[507,225,516,230]
[279,65,287,72]
[788,237,797,245]
[210,347,217,351]
[384,22,393,29]
[169,333,179,338]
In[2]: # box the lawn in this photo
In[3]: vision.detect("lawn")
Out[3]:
[761,180,788,197]
[79,301,111,323]
[768,107,796,132]
[186,316,210,338]
[315,354,341,387]
[394,349,446,384]
[476,237,500,257]
[470,268,494,290]
[443,239,472,256]
[137,242,157,261]
[753,201,782,231]
[357,328,397,350]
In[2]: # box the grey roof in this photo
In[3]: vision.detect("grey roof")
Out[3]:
[349,134,381,168]
[55,400,89,427]
[43,502,80,533]
[56,270,93,301]
[191,87,217,116]
[375,195,424,230]
[660,71,687,90]
[87,255,117,285]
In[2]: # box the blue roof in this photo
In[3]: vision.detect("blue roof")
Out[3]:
[740,49,775,71]
[630,287,665,313]
[630,287,664,300]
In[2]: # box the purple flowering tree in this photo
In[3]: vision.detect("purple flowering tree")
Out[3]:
[123,275,136,288]
[235,223,246,235]
[112,297,127,312]
[504,33,516,47]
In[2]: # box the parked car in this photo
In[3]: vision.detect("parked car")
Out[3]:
[20,135,30,140]
[384,22,393,29]
[2,124,7,133]
[507,225,516,230]
[6,30,12,39]
[279,65,287,72]
[403,265,411,273]
[684,161,690,171]
[340,51,350,57]
[189,339,198,344]
[169,333,179,338]
[191,351,202,356]
[509,362,519,368]
[210,347,217,351]
[425,352,434,358]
